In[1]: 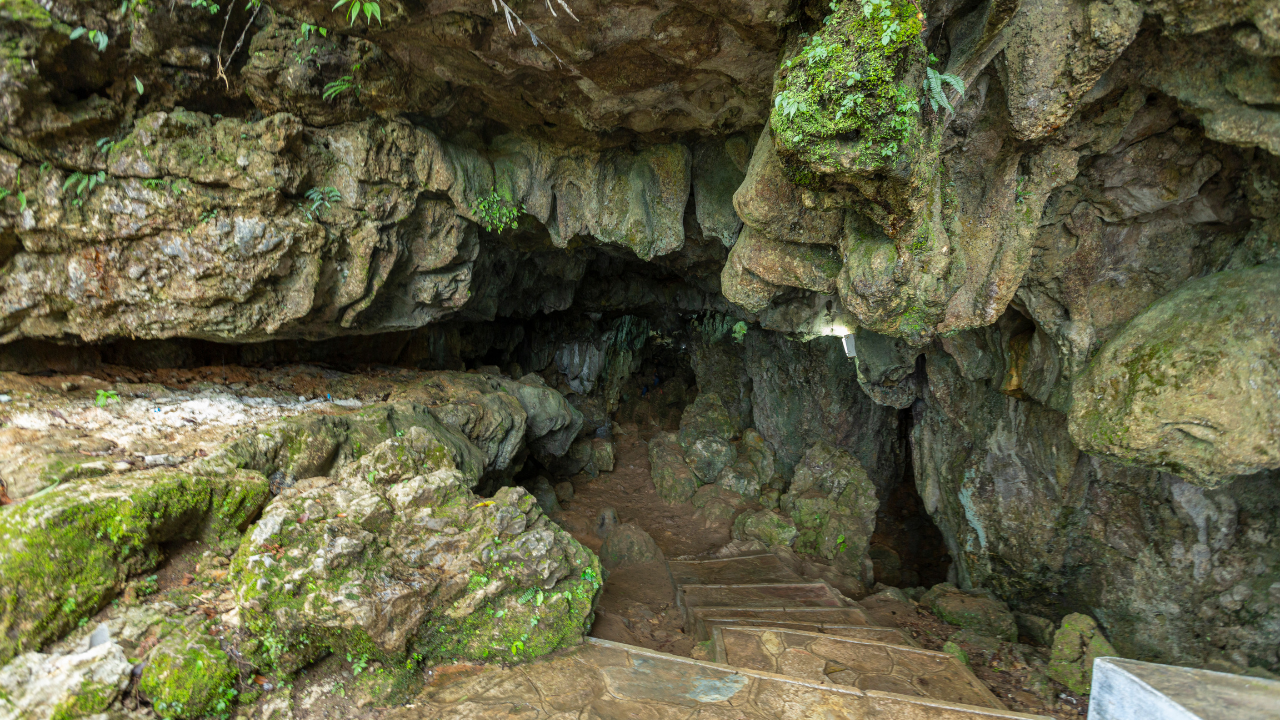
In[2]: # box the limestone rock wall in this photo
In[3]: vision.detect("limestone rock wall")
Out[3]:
[1,0,1279,683]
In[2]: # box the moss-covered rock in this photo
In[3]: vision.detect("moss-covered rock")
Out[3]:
[780,441,878,580]
[0,469,269,665]
[649,432,700,504]
[1069,262,1280,486]
[139,625,237,719]
[769,0,929,230]
[1046,613,1117,695]
[677,393,740,449]
[732,509,799,547]
[919,583,1017,642]
[230,431,601,674]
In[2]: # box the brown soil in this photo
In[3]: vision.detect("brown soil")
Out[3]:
[554,423,730,657]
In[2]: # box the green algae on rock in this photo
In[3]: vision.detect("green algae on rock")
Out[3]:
[0,469,269,665]
[1046,612,1118,695]
[919,583,1018,642]
[1069,262,1280,486]
[230,432,601,674]
[780,441,879,581]
[138,625,238,719]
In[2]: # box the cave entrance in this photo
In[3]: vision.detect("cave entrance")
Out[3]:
[868,405,952,590]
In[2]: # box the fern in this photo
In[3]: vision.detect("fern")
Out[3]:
[923,67,965,114]
[61,171,107,206]
[322,76,358,101]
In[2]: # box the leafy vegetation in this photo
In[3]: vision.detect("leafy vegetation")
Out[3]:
[95,389,119,407]
[192,0,220,14]
[68,26,109,52]
[732,321,748,343]
[323,74,359,100]
[333,0,381,26]
[303,186,342,220]
[62,171,108,206]
[470,190,521,232]
[923,64,964,114]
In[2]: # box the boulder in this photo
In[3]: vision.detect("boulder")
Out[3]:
[649,432,699,504]
[139,625,238,719]
[677,393,740,449]
[780,441,878,580]
[1016,612,1057,647]
[0,640,132,720]
[684,436,737,483]
[597,524,665,570]
[732,510,798,548]
[1047,613,1118,694]
[715,428,776,498]
[0,469,269,665]
[230,433,602,672]
[1070,262,1280,486]
[919,584,1018,642]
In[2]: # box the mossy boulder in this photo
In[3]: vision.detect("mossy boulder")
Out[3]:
[919,583,1017,642]
[139,626,237,719]
[677,393,740,449]
[780,441,878,580]
[0,469,269,665]
[1046,613,1117,695]
[1069,262,1280,486]
[649,432,700,504]
[769,0,930,233]
[231,431,601,673]
[732,509,799,547]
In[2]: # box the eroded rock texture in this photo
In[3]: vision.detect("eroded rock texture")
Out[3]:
[1,0,1279,700]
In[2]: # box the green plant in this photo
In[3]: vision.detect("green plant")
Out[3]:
[302,186,342,220]
[774,91,803,120]
[923,66,964,114]
[62,171,107,205]
[333,0,381,26]
[96,137,115,154]
[134,76,145,95]
[860,0,903,45]
[200,209,218,223]
[346,652,370,676]
[298,23,328,43]
[470,189,521,232]
[322,75,358,101]
[142,178,171,191]
[69,27,109,52]
[192,0,220,14]
[95,389,120,407]
[731,321,748,343]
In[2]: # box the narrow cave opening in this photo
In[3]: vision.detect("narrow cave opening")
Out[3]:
[868,403,953,591]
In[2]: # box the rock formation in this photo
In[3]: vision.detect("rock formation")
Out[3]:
[1,0,1278,714]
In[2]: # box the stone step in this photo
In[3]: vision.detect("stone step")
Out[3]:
[401,637,1051,720]
[712,625,1007,711]
[669,553,803,586]
[687,604,875,641]
[677,581,847,610]
[700,617,919,647]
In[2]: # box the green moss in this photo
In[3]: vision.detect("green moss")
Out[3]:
[770,0,926,178]
[139,627,238,719]
[0,469,269,665]
[49,678,117,720]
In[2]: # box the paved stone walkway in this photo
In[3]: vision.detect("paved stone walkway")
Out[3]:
[399,553,1052,719]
